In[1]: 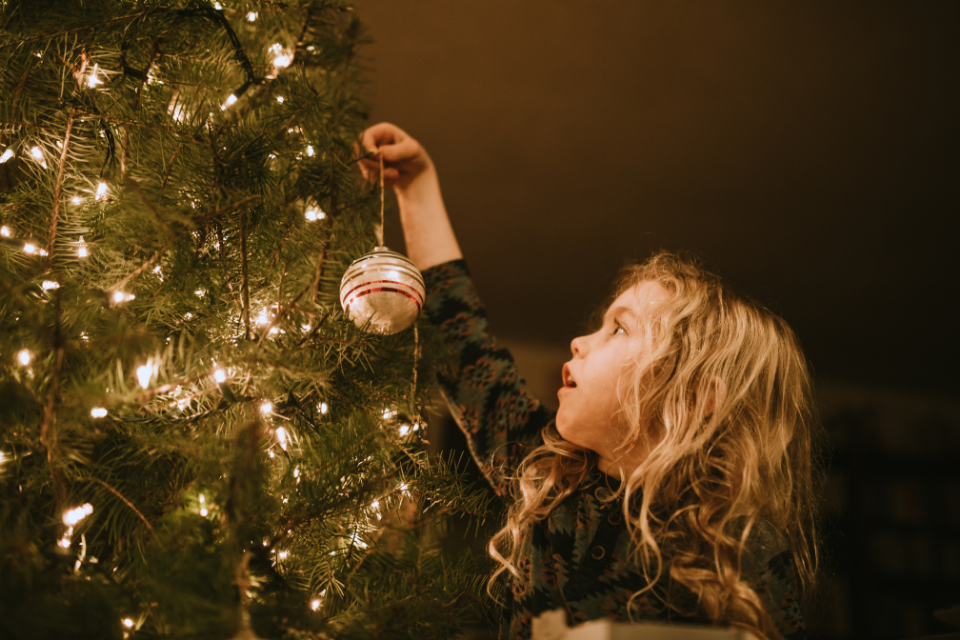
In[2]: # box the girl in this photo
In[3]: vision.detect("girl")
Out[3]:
[358,123,821,640]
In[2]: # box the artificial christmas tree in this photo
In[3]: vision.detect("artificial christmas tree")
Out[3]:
[0,2,493,638]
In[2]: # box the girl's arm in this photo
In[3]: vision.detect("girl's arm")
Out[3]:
[359,123,554,496]
[358,122,462,270]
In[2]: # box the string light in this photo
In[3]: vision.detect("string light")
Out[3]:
[42,281,60,290]
[260,401,273,415]
[382,408,396,420]
[29,146,47,169]
[310,599,321,611]
[1,225,10,236]
[96,182,108,200]
[276,96,285,104]
[275,426,289,450]
[136,360,157,389]
[221,94,238,110]
[17,349,31,366]
[194,289,205,297]
[78,237,88,257]
[213,368,227,383]
[304,206,325,221]
[319,402,329,415]
[22,242,38,255]
[269,43,292,68]
[112,291,135,304]
[122,618,134,629]
[63,503,94,526]
[87,63,103,88]
[0,450,6,465]
[278,550,288,560]
[90,407,108,418]
[246,11,257,21]
[306,145,315,157]
[71,196,82,205]
[214,1,222,8]
[0,149,14,163]
[398,424,410,436]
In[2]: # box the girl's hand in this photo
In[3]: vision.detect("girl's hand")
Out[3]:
[357,122,434,193]
[355,122,462,270]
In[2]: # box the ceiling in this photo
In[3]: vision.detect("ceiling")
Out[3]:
[353,0,959,397]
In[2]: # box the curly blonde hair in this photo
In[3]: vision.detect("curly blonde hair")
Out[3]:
[488,251,822,640]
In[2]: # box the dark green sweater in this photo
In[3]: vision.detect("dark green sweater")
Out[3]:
[422,259,806,640]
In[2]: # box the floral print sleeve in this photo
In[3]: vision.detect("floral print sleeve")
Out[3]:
[422,259,556,496]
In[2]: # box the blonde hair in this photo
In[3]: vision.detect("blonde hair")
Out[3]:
[489,251,822,640]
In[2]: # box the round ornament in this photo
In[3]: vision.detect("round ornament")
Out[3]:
[339,246,425,335]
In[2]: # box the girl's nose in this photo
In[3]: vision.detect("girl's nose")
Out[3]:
[570,335,584,357]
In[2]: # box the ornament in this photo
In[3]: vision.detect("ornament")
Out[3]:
[339,246,424,334]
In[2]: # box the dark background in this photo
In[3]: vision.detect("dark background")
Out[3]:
[352,2,960,638]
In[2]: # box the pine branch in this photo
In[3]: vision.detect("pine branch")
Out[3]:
[45,111,75,267]
[81,476,155,534]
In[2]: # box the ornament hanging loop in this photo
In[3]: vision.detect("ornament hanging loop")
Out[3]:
[376,150,385,247]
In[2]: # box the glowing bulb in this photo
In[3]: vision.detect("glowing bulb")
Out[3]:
[221,94,237,110]
[0,225,10,236]
[304,207,324,221]
[0,451,5,465]
[214,368,226,383]
[0,149,14,163]
[269,44,292,68]
[58,537,71,549]
[199,508,208,517]
[87,64,103,88]
[382,408,396,420]
[172,105,185,122]
[17,349,31,366]
[214,1,222,8]
[78,237,88,257]
[198,494,205,504]
[306,145,315,157]
[398,424,410,436]
[278,550,288,560]
[63,503,94,526]
[29,146,44,167]
[319,402,329,415]
[194,289,205,297]
[370,500,379,510]
[255,309,270,326]
[112,290,135,304]
[90,407,108,418]
[136,363,153,389]
[71,196,82,205]
[96,182,108,200]
[311,599,321,611]
[247,11,257,21]
[42,280,59,290]
[276,96,285,103]
[260,401,273,415]
[22,243,37,254]
[275,426,288,450]
[122,618,134,629]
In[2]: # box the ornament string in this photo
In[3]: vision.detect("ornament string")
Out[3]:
[414,325,427,443]
[376,150,385,247]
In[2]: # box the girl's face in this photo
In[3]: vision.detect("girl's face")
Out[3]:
[556,280,668,472]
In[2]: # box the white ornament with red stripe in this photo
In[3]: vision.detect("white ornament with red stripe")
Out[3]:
[339,246,425,334]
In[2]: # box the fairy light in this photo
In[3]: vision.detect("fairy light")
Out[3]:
[78,236,88,257]
[63,503,94,526]
[310,599,321,611]
[306,145,315,157]
[255,309,270,326]
[200,508,208,517]
[17,349,31,366]
[194,289,205,297]
[214,1,222,8]
[382,408,396,420]
[398,424,410,437]
[90,407,108,418]
[247,11,257,21]
[87,63,103,88]
[96,182,108,200]
[172,105,186,123]
[260,401,273,415]
[319,402,329,415]
[22,243,38,254]
[276,96,285,104]
[278,550,288,560]
[112,290,135,304]
[269,44,292,68]
[275,426,289,450]
[0,149,14,163]
[214,368,226,383]
[136,361,156,389]
[0,225,10,236]
[304,206,324,221]
[122,618,134,629]
[71,196,83,206]
[42,280,60,290]
[30,146,47,169]
[221,94,238,110]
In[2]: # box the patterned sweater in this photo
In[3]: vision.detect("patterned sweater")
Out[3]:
[422,259,806,640]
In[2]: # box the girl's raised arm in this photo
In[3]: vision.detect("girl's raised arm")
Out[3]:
[359,123,554,495]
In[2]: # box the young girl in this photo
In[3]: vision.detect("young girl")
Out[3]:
[358,123,821,640]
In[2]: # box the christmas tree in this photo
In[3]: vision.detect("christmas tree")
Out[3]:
[0,2,493,638]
